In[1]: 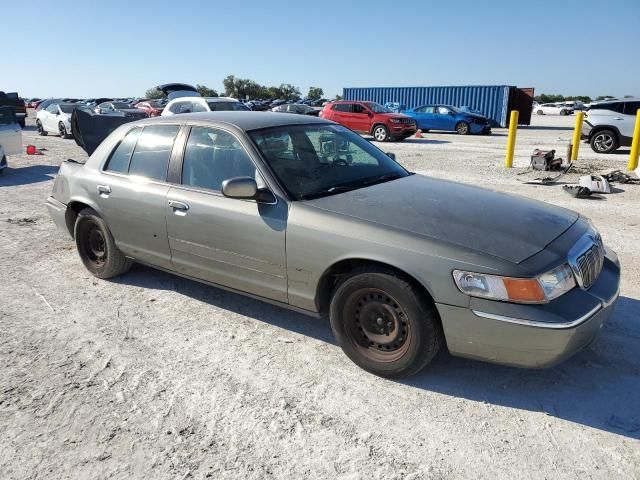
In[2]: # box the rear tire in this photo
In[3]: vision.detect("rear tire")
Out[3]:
[372,125,389,142]
[329,267,443,378]
[74,208,132,279]
[590,129,619,154]
[36,120,47,136]
[455,121,470,135]
[537,109,544,115]
[58,122,70,138]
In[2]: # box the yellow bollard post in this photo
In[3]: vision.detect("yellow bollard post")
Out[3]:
[571,111,584,161]
[628,109,640,171]
[504,110,519,168]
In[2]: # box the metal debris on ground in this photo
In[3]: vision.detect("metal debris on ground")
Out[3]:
[602,170,640,184]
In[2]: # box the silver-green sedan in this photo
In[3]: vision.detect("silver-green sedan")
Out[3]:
[46,112,620,377]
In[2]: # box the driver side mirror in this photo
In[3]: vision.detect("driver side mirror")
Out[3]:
[222,177,275,203]
[385,152,396,161]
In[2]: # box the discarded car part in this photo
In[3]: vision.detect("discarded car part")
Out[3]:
[563,185,593,198]
[71,107,140,155]
[530,149,562,171]
[603,169,640,184]
[525,163,574,185]
[579,175,611,193]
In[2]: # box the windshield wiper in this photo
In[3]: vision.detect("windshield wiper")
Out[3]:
[299,172,406,200]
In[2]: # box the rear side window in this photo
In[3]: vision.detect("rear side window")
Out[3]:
[105,127,142,173]
[332,103,352,112]
[623,102,640,115]
[128,125,180,181]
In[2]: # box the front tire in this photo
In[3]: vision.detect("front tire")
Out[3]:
[537,109,544,115]
[560,109,568,116]
[58,122,70,138]
[455,121,470,135]
[36,120,47,136]
[372,125,389,142]
[329,267,443,378]
[74,208,132,279]
[590,129,619,153]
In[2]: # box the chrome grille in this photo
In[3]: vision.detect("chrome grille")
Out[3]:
[399,118,415,125]
[573,235,604,289]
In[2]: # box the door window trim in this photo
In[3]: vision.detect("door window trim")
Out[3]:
[170,124,279,205]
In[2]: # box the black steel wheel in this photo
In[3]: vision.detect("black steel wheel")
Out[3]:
[330,267,443,378]
[74,208,132,278]
[455,121,470,135]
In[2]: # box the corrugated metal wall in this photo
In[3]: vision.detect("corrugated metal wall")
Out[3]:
[342,85,512,127]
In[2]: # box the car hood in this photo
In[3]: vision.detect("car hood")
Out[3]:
[304,174,578,264]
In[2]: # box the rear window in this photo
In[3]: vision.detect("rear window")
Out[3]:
[332,103,352,112]
[105,127,142,173]
[128,125,180,181]
[206,101,249,112]
[589,102,624,113]
[623,102,640,115]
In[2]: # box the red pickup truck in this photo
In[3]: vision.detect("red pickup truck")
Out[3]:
[320,100,416,142]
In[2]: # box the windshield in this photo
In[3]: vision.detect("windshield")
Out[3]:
[112,102,130,109]
[249,124,409,200]
[365,102,392,113]
[59,104,77,113]
[207,101,249,112]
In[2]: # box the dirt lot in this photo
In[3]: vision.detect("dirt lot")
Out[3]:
[1,112,639,480]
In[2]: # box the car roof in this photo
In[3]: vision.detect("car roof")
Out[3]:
[129,111,331,131]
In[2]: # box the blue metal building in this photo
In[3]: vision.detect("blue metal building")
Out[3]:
[342,85,534,127]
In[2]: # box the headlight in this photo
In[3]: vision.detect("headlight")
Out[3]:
[453,264,576,304]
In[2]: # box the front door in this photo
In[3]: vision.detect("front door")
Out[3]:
[351,103,371,132]
[165,126,288,302]
[435,106,457,131]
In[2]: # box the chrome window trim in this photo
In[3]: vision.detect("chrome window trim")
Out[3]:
[472,304,602,330]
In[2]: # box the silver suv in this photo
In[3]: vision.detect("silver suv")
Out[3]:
[582,98,640,153]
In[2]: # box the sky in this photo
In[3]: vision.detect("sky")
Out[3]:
[2,0,639,99]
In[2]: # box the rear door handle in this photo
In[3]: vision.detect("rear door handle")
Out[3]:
[168,200,190,213]
[97,185,111,196]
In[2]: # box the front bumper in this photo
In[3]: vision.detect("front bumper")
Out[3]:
[389,123,416,137]
[436,252,620,368]
[46,196,71,236]
[470,124,491,134]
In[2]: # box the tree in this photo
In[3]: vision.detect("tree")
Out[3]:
[307,87,324,101]
[196,84,218,97]
[145,87,165,99]
[334,94,343,100]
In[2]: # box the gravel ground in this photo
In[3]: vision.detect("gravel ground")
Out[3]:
[1,112,639,480]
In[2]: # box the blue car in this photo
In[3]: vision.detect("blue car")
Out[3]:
[402,105,491,135]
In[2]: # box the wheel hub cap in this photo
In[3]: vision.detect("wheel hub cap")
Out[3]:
[354,292,407,351]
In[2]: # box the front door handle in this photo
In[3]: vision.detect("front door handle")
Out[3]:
[168,200,190,213]
[97,185,111,197]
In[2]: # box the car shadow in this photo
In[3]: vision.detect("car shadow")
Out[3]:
[0,165,59,187]
[523,126,574,131]
[114,265,639,439]
[401,138,451,145]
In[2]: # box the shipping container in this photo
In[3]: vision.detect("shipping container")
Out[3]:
[342,85,534,127]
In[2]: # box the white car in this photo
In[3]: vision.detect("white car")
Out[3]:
[162,96,249,116]
[155,83,249,116]
[0,107,23,173]
[36,102,77,138]
[534,103,572,116]
[583,98,640,153]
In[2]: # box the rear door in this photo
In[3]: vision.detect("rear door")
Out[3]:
[331,103,357,130]
[93,124,181,269]
[165,125,288,301]
[413,106,436,130]
[0,107,22,155]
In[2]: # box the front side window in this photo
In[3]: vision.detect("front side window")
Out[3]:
[105,127,142,173]
[437,106,451,114]
[46,104,58,113]
[352,104,367,114]
[365,102,392,113]
[128,125,180,181]
[249,124,409,200]
[181,127,256,192]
